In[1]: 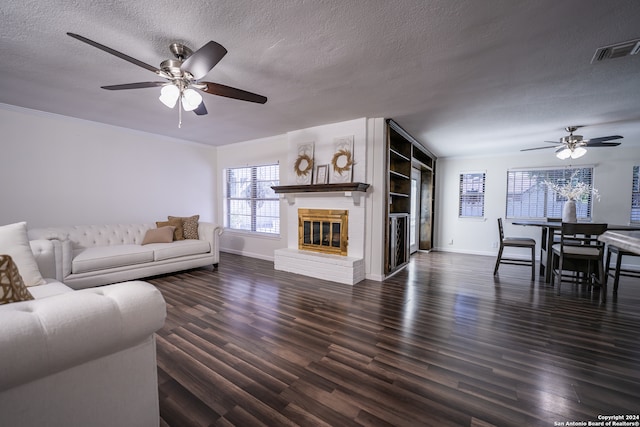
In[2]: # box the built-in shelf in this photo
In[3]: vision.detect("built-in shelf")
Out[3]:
[272,182,370,205]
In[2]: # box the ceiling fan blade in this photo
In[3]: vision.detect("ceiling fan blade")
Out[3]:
[101,82,166,90]
[585,141,622,147]
[193,102,208,116]
[67,32,161,74]
[584,135,623,143]
[181,41,228,80]
[520,146,560,152]
[201,82,267,104]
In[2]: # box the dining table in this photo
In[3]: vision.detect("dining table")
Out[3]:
[512,220,640,283]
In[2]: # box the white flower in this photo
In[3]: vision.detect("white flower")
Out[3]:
[544,172,600,202]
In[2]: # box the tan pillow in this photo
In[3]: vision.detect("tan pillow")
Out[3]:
[0,254,35,305]
[156,218,184,240]
[168,215,199,239]
[141,226,175,245]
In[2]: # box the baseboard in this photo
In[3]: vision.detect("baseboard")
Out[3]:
[434,247,538,261]
[220,248,274,262]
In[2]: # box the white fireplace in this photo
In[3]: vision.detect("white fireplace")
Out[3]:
[274,192,366,285]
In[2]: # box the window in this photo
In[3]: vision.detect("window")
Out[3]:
[225,164,280,234]
[632,166,640,223]
[459,172,486,217]
[506,167,594,220]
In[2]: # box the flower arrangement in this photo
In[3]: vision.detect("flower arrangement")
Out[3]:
[544,172,600,202]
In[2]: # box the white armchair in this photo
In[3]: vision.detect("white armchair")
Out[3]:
[0,281,166,427]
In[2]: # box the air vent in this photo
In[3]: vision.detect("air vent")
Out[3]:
[591,38,640,63]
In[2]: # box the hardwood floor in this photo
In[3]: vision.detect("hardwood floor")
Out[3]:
[149,251,640,427]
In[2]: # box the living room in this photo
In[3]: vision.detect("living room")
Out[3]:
[2,1,640,426]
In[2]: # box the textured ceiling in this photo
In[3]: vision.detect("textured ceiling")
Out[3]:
[2,0,640,157]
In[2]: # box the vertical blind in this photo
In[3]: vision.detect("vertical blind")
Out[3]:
[632,166,640,223]
[459,172,486,217]
[225,164,280,234]
[506,167,594,219]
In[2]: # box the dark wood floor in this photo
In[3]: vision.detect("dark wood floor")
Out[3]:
[149,251,640,427]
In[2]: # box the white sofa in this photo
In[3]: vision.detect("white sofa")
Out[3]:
[0,238,167,427]
[28,222,222,289]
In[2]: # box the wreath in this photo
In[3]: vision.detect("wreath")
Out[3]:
[331,149,353,175]
[294,153,314,177]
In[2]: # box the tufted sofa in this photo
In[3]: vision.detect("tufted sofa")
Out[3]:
[0,238,167,427]
[28,222,222,289]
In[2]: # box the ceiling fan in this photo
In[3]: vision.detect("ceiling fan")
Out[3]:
[521,126,623,159]
[67,32,267,127]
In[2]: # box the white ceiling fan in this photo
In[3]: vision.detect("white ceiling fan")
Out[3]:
[521,126,623,159]
[67,33,267,127]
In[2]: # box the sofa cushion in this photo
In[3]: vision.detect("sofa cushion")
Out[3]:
[0,255,34,305]
[0,222,45,287]
[169,215,199,239]
[141,226,175,245]
[72,245,155,274]
[156,218,184,240]
[27,279,73,299]
[150,239,211,261]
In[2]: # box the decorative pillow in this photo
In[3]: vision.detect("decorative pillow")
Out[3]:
[0,254,35,305]
[141,226,175,245]
[0,222,45,287]
[168,215,199,239]
[156,218,184,240]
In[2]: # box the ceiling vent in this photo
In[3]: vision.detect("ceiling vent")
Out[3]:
[591,38,640,63]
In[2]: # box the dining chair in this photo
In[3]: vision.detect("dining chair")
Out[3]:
[551,222,608,301]
[493,218,536,280]
[605,245,640,293]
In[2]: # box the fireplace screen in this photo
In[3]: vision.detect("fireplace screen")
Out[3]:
[298,209,348,256]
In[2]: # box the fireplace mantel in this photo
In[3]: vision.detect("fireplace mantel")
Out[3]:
[271,182,370,205]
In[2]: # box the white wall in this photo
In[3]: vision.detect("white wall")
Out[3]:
[434,146,640,259]
[216,134,289,261]
[0,104,217,228]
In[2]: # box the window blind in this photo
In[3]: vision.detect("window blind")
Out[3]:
[225,164,280,234]
[459,172,486,218]
[506,167,594,220]
[632,166,640,223]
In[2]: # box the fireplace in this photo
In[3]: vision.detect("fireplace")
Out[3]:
[298,209,348,256]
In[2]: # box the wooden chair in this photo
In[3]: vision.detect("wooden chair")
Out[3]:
[493,218,536,280]
[551,222,608,301]
[605,245,640,293]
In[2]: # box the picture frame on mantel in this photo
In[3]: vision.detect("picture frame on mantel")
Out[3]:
[330,135,354,183]
[314,164,329,184]
[293,142,314,185]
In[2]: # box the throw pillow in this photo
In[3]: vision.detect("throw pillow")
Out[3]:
[156,218,184,240]
[168,215,199,239]
[0,222,45,287]
[0,254,35,305]
[141,226,176,245]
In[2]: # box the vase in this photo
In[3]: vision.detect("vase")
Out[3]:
[562,200,577,222]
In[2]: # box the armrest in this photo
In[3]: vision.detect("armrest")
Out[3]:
[0,281,166,392]
[197,222,223,259]
[28,227,73,279]
[29,239,62,280]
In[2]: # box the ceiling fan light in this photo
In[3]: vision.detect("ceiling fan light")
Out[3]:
[181,88,203,111]
[571,146,587,159]
[555,147,572,160]
[159,85,180,108]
